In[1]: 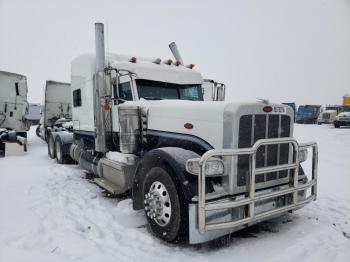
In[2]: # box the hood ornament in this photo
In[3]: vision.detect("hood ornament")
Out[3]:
[257,98,269,104]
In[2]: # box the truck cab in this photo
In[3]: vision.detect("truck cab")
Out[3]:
[296,105,321,124]
[37,80,72,142]
[334,105,350,128]
[0,71,30,156]
[317,105,340,125]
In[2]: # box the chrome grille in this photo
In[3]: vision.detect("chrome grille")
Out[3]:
[323,113,330,119]
[237,114,291,187]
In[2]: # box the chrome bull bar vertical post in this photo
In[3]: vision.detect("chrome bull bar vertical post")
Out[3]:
[197,138,318,234]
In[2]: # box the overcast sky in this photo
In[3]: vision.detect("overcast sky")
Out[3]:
[0,0,349,105]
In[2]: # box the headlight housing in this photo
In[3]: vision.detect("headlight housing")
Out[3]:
[186,157,225,176]
[298,148,308,163]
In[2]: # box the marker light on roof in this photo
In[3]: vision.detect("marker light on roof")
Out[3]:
[187,64,195,69]
[166,59,173,65]
[130,57,137,63]
[175,60,181,66]
[153,58,162,64]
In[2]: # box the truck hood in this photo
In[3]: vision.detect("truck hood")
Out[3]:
[120,100,293,149]
[338,112,350,117]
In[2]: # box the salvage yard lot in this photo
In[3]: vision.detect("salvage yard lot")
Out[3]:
[1,124,349,262]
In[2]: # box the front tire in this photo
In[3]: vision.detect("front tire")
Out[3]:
[334,121,340,128]
[143,166,188,243]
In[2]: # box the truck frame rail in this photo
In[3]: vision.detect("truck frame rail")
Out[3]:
[197,137,318,234]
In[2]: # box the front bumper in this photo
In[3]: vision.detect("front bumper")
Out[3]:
[335,119,350,126]
[189,138,318,244]
[296,118,317,124]
[318,119,333,124]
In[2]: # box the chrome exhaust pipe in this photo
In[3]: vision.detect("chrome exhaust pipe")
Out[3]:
[94,23,107,153]
[169,42,183,65]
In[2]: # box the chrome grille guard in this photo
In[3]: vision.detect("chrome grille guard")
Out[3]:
[197,137,318,234]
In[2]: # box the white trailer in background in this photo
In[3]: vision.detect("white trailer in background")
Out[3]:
[49,23,318,244]
[26,103,42,125]
[0,71,30,156]
[37,80,72,142]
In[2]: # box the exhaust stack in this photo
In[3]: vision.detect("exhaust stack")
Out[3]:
[169,42,183,65]
[94,23,107,153]
[95,23,106,73]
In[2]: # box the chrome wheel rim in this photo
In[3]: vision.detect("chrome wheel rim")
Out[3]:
[55,140,61,160]
[144,181,172,227]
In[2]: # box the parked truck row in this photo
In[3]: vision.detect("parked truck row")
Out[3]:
[5,21,350,244]
[282,98,350,128]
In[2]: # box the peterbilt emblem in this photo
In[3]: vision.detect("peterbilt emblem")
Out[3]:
[184,123,193,129]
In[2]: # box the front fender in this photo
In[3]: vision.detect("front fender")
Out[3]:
[132,147,214,210]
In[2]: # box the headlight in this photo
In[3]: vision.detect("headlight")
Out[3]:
[298,148,308,163]
[186,157,225,176]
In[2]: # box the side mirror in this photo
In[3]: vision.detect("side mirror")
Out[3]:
[214,83,226,101]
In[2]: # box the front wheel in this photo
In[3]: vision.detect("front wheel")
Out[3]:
[143,166,188,243]
[334,121,340,128]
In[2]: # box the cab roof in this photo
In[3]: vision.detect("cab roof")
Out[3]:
[72,53,203,85]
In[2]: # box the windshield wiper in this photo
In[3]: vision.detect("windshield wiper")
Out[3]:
[142,97,164,100]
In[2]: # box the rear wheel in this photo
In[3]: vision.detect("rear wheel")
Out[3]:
[48,134,55,159]
[45,129,50,143]
[55,137,70,164]
[143,166,188,243]
[35,126,40,137]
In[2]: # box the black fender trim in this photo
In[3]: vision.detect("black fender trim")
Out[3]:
[145,130,214,156]
[132,147,214,210]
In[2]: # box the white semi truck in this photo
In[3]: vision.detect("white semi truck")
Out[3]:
[317,105,340,125]
[0,71,30,156]
[334,94,350,128]
[36,80,72,142]
[48,23,318,244]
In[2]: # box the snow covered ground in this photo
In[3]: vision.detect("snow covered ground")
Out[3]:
[0,124,349,262]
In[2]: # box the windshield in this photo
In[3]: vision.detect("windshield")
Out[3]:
[340,106,350,112]
[136,79,203,101]
[325,107,337,111]
[297,106,320,117]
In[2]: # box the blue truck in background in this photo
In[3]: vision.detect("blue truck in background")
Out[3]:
[296,105,322,124]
